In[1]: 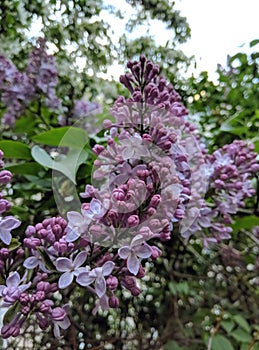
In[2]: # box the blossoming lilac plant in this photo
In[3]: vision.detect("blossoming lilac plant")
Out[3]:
[0,51,258,346]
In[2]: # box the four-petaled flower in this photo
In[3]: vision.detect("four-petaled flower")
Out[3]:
[118,235,153,275]
[66,199,106,242]
[0,272,31,306]
[76,261,115,298]
[56,251,88,289]
[0,216,21,245]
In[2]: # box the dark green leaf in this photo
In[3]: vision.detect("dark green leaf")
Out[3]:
[231,328,251,343]
[233,315,250,333]
[211,335,234,350]
[0,140,32,159]
[32,127,89,148]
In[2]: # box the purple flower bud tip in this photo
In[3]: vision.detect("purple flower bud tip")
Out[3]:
[109,295,119,308]
[0,170,12,184]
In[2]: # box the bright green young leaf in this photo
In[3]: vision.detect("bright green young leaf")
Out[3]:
[233,315,250,333]
[232,216,259,232]
[32,126,89,148]
[211,334,234,350]
[0,140,32,159]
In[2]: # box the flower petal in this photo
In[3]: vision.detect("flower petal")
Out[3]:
[127,252,139,275]
[73,251,87,269]
[118,246,131,259]
[6,272,20,288]
[95,276,106,298]
[67,211,83,225]
[23,256,39,269]
[58,272,73,289]
[102,261,115,276]
[76,272,95,287]
[131,234,145,248]
[0,229,12,245]
[0,216,21,230]
[56,257,72,272]
[134,243,152,259]
[65,227,79,242]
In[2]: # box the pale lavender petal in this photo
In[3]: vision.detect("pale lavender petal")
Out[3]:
[73,251,87,269]
[19,282,31,293]
[102,261,115,276]
[118,246,131,259]
[6,272,20,288]
[127,252,140,275]
[53,323,61,338]
[58,317,71,330]
[0,230,12,245]
[74,266,90,276]
[67,211,83,225]
[134,243,152,259]
[76,272,95,286]
[0,216,21,230]
[23,256,39,269]
[131,234,145,248]
[95,276,106,297]
[65,228,79,242]
[56,257,72,272]
[58,271,73,289]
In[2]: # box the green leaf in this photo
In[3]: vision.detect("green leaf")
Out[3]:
[31,145,88,184]
[5,162,43,176]
[232,216,259,232]
[233,315,250,333]
[211,335,234,350]
[0,140,32,159]
[32,126,89,148]
[8,238,21,251]
[3,301,22,324]
[250,39,259,47]
[37,248,56,271]
[231,328,251,343]
[164,340,183,350]
[221,320,235,333]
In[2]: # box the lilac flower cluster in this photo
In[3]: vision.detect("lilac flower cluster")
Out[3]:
[0,151,21,245]
[183,140,259,246]
[0,56,258,341]
[0,39,61,127]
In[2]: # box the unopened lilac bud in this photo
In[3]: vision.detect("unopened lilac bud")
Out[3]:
[0,170,12,184]
[151,246,162,259]
[112,188,125,201]
[52,307,66,321]
[103,119,112,128]
[131,286,141,296]
[174,208,185,220]
[150,194,161,208]
[0,199,11,213]
[136,265,145,278]
[109,295,119,308]
[25,225,36,237]
[93,144,105,155]
[16,247,24,257]
[127,215,139,227]
[106,276,118,290]
[35,223,43,231]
